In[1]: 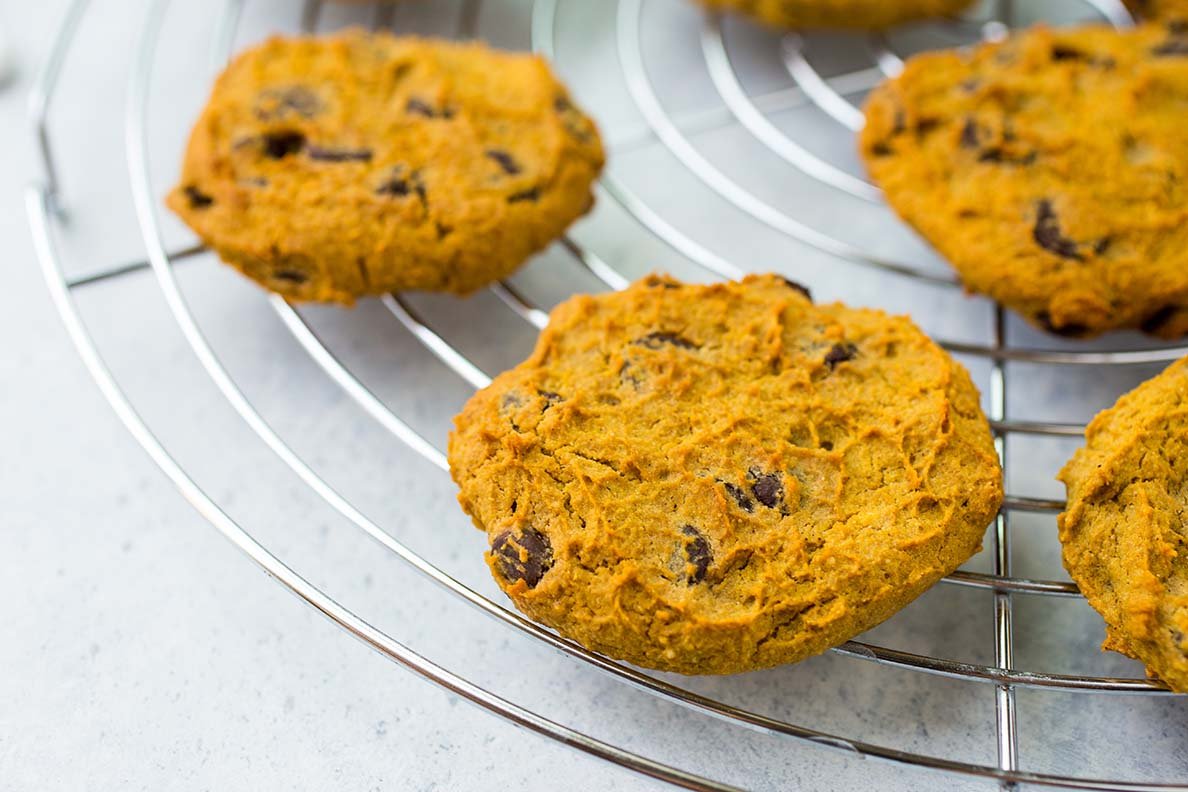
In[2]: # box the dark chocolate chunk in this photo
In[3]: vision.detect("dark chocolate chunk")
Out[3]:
[377,176,411,197]
[273,269,308,284]
[635,332,697,350]
[722,482,754,513]
[1035,311,1090,337]
[307,145,373,163]
[780,277,813,301]
[824,342,858,369]
[406,98,455,119]
[491,528,553,588]
[486,149,522,175]
[978,148,1037,166]
[749,469,783,509]
[680,526,712,584]
[1141,305,1180,335]
[183,185,213,209]
[507,187,540,203]
[263,131,306,159]
[1033,199,1084,261]
[959,118,980,149]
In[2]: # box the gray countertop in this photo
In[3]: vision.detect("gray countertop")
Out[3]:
[3,1,1186,790]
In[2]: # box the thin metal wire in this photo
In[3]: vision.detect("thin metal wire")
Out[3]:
[700,14,883,203]
[617,0,957,286]
[28,0,1188,790]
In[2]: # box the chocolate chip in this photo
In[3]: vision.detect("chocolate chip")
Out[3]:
[978,148,1037,166]
[377,176,411,197]
[780,277,813,301]
[959,118,980,149]
[1153,39,1188,56]
[263,131,305,159]
[1035,311,1090,337]
[1169,19,1188,35]
[1033,199,1084,261]
[722,481,754,513]
[554,95,574,113]
[507,187,540,203]
[824,342,858,369]
[273,269,308,284]
[1051,45,1087,61]
[254,86,322,120]
[915,118,941,136]
[538,390,563,407]
[680,526,712,584]
[406,98,454,119]
[485,149,522,175]
[491,528,553,588]
[183,185,213,209]
[635,332,697,350]
[307,145,373,162]
[870,141,893,157]
[1141,305,1180,334]
[1093,236,1112,256]
[749,469,783,509]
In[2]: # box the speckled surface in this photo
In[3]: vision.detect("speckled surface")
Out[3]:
[3,1,1187,790]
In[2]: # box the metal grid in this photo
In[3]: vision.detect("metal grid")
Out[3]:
[24,0,1188,789]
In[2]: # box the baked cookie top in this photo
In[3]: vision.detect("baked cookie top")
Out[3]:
[449,274,1003,675]
[1059,357,1188,692]
[695,0,974,30]
[861,23,1188,338]
[167,31,603,300]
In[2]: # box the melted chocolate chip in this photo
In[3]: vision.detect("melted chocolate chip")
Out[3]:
[491,528,553,588]
[749,470,783,509]
[507,187,540,203]
[780,277,813,302]
[1141,305,1181,334]
[959,118,980,149]
[263,131,306,159]
[307,145,373,163]
[183,185,213,209]
[273,269,308,284]
[377,176,411,197]
[406,98,454,119]
[722,482,754,513]
[681,526,712,584]
[978,148,1037,166]
[635,332,697,350]
[1033,200,1084,261]
[486,149,522,175]
[824,342,858,369]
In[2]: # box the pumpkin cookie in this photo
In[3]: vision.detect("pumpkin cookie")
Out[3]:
[861,23,1188,338]
[695,0,974,30]
[448,274,1003,675]
[1058,356,1188,692]
[167,31,603,301]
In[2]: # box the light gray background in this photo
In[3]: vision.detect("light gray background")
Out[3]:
[3,1,1186,790]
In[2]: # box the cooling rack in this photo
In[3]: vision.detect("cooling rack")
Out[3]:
[25,0,1188,789]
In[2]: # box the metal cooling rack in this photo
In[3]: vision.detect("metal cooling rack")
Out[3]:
[25,0,1188,789]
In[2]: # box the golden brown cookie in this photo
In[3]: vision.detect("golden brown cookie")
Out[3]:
[1126,0,1188,22]
[448,274,1003,675]
[1058,356,1188,692]
[695,0,974,30]
[861,23,1188,339]
[167,31,603,301]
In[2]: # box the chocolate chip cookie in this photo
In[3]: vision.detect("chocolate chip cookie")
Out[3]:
[695,0,974,30]
[861,23,1188,338]
[448,274,1003,675]
[167,31,604,301]
[1058,356,1188,691]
